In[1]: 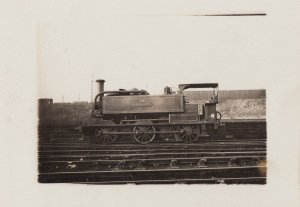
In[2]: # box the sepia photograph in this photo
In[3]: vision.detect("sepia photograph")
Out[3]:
[1,1,300,207]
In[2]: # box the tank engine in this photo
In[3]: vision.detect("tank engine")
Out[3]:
[82,79,221,144]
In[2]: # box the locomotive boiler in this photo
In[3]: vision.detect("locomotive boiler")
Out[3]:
[82,79,221,144]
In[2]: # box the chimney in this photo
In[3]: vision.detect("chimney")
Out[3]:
[96,79,105,94]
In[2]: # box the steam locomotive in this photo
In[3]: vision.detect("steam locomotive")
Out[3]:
[82,79,222,144]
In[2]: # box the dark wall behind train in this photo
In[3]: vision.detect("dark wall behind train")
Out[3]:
[39,90,266,122]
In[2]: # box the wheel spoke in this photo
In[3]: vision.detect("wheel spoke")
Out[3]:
[145,133,151,141]
[102,136,107,144]
[191,134,196,141]
[142,135,147,142]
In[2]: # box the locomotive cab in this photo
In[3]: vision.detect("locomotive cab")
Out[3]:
[178,83,220,123]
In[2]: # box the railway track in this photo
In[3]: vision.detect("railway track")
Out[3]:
[39,141,266,184]
[38,120,267,184]
[39,165,266,184]
[39,155,265,174]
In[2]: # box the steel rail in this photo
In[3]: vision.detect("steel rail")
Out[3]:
[39,146,266,153]
[39,140,266,147]
[40,165,266,175]
[73,177,267,184]
[39,155,266,164]
[38,151,266,162]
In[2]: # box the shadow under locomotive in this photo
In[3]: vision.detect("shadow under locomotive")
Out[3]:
[82,80,223,145]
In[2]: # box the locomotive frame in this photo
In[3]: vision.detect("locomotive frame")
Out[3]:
[82,79,222,144]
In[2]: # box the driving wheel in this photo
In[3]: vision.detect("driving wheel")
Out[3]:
[133,120,156,144]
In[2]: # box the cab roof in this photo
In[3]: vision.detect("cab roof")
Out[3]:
[179,83,219,90]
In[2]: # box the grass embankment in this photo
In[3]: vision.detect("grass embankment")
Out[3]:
[217,99,266,119]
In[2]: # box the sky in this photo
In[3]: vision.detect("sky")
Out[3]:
[37,15,279,102]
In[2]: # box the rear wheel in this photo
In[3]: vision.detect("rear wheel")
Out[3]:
[175,125,199,142]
